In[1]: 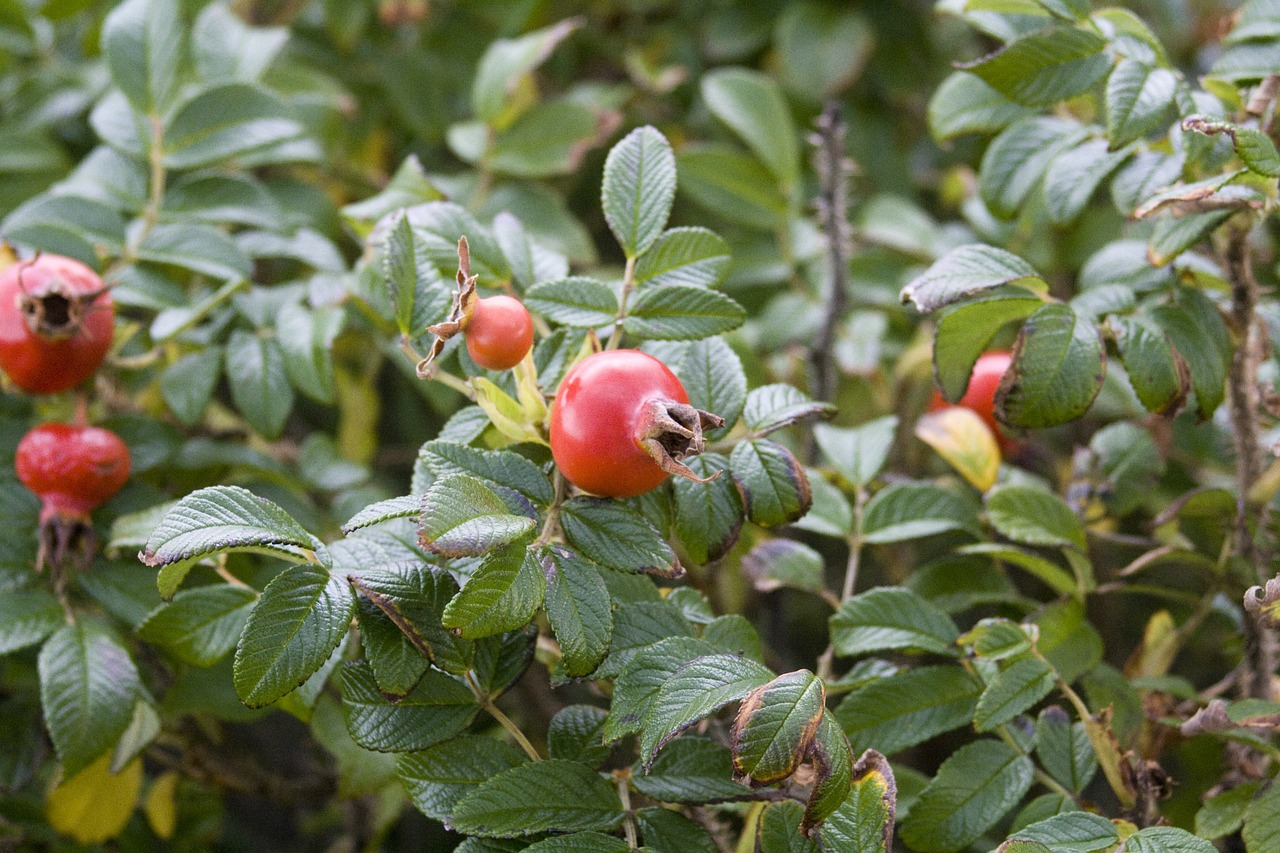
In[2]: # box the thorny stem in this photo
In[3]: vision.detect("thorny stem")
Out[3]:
[615,772,638,850]
[1222,225,1277,702]
[817,488,866,681]
[606,256,637,350]
[808,101,854,426]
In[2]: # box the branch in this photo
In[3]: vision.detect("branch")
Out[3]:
[808,100,854,415]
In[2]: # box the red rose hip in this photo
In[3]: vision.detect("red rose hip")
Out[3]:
[465,295,534,371]
[930,350,1016,451]
[0,254,114,394]
[549,349,723,498]
[16,422,131,570]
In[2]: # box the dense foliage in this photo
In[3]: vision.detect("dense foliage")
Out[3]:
[0,0,1278,851]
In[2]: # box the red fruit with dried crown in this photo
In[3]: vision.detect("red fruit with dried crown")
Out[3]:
[549,350,724,498]
[0,254,114,394]
[16,423,131,570]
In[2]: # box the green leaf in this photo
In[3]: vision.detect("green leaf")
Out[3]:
[676,147,789,231]
[416,441,554,509]
[701,67,799,188]
[137,585,257,667]
[623,284,746,341]
[604,636,712,740]
[442,543,545,639]
[138,221,252,280]
[758,801,821,853]
[861,481,981,544]
[339,661,477,752]
[160,174,280,229]
[640,653,774,768]
[959,618,1035,661]
[232,563,354,707]
[352,591,428,699]
[637,807,719,852]
[191,2,288,83]
[602,126,676,258]
[594,600,695,680]
[0,194,126,266]
[818,748,898,852]
[1151,300,1228,421]
[741,539,825,596]
[471,18,580,127]
[678,336,749,439]
[1209,40,1280,83]
[1035,0,1089,18]
[1013,811,1119,851]
[224,328,294,439]
[1043,138,1133,225]
[39,618,140,777]
[1106,60,1177,148]
[277,302,341,404]
[774,3,872,100]
[1196,781,1261,840]
[1148,209,1235,266]
[929,72,1037,141]
[140,485,327,599]
[986,485,1087,550]
[163,83,307,170]
[523,834,630,853]
[1111,315,1191,416]
[830,587,961,658]
[933,296,1040,402]
[0,589,64,656]
[631,737,754,804]
[1243,782,1280,853]
[672,454,743,564]
[979,117,1090,219]
[974,657,1057,731]
[547,705,610,767]
[997,303,1105,429]
[102,0,183,115]
[450,759,624,837]
[730,439,812,527]
[348,563,474,675]
[731,670,825,783]
[1034,601,1104,685]
[537,548,615,678]
[998,843,1052,853]
[744,384,834,435]
[160,348,221,426]
[634,227,732,289]
[525,277,619,328]
[901,244,1047,315]
[960,26,1110,107]
[900,739,1034,853]
[478,100,604,178]
[834,665,981,755]
[380,212,418,336]
[1124,827,1216,853]
[399,735,528,821]
[813,415,898,488]
[419,474,536,559]
[1036,707,1097,794]
[561,498,679,576]
[802,715,855,830]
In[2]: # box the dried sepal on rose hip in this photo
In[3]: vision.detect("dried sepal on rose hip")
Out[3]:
[549,349,724,498]
[415,236,534,376]
[16,422,131,571]
[0,253,115,394]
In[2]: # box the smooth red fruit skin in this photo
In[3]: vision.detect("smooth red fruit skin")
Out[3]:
[465,295,534,371]
[0,255,114,394]
[930,350,1014,447]
[550,350,690,498]
[16,423,131,521]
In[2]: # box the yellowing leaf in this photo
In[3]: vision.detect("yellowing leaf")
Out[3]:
[1124,609,1179,679]
[471,376,549,446]
[915,408,1000,492]
[144,771,179,839]
[47,752,143,844]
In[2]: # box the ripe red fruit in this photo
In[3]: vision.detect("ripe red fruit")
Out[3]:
[0,255,114,394]
[465,295,534,371]
[930,350,1015,449]
[549,350,724,498]
[16,423,131,570]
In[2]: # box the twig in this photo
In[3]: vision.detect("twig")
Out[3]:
[808,101,854,424]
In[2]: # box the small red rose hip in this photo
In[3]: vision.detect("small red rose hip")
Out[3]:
[16,423,131,571]
[0,254,114,394]
[930,350,1016,451]
[465,295,534,371]
[549,349,724,498]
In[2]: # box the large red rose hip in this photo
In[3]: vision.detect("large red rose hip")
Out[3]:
[16,422,131,570]
[549,349,723,498]
[930,350,1016,451]
[0,255,114,394]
